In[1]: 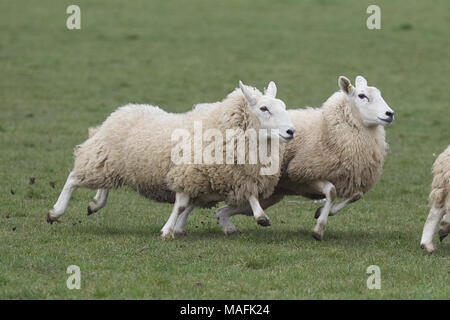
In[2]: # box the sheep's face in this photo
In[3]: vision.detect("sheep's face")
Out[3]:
[239,81,295,142]
[339,75,394,127]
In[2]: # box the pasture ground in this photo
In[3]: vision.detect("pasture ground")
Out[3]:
[0,0,449,299]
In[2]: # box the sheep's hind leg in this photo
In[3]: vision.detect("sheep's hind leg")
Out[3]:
[420,206,445,253]
[46,171,79,224]
[172,204,194,235]
[216,205,251,235]
[311,181,336,241]
[216,193,285,234]
[160,192,191,239]
[438,211,450,242]
[314,192,362,219]
[87,189,109,215]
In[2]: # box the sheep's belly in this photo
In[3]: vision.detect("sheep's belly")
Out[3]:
[135,185,176,204]
[135,186,222,208]
[193,193,223,208]
[276,179,324,199]
[277,175,375,200]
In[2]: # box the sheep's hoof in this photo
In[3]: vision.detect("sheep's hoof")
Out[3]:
[314,206,323,219]
[223,225,239,235]
[173,229,186,236]
[312,231,323,241]
[256,216,271,227]
[219,218,239,235]
[87,205,95,215]
[46,212,54,224]
[420,242,436,254]
[160,229,175,239]
[438,229,448,242]
[46,210,59,224]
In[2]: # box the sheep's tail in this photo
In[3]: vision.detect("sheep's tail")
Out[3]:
[88,126,99,138]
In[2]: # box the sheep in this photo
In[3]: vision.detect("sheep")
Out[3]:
[216,75,394,240]
[46,81,296,238]
[420,144,450,253]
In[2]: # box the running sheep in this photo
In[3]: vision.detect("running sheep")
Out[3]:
[46,81,295,238]
[420,144,450,253]
[216,75,394,240]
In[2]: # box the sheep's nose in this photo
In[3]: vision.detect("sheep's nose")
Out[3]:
[286,128,295,137]
[385,111,394,118]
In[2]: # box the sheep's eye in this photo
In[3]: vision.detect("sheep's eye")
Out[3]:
[358,94,368,100]
[260,106,269,112]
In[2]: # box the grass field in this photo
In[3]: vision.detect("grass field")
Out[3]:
[0,0,449,299]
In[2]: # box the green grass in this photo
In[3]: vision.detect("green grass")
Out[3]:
[0,0,449,299]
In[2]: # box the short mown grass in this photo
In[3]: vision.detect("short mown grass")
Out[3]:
[0,0,449,299]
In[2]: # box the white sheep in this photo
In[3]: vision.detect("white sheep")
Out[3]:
[420,144,450,253]
[216,75,394,240]
[46,81,295,238]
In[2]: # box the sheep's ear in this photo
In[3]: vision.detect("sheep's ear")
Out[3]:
[239,80,257,106]
[338,76,355,95]
[355,75,368,88]
[264,81,277,98]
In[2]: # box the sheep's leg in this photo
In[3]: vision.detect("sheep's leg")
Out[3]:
[311,181,336,241]
[248,195,271,227]
[216,193,285,234]
[87,189,109,215]
[420,206,445,253]
[46,171,79,224]
[438,211,450,242]
[315,192,363,218]
[160,192,191,239]
[215,205,247,234]
[173,204,195,235]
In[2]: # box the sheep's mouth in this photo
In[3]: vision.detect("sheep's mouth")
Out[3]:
[279,134,294,142]
[378,117,393,125]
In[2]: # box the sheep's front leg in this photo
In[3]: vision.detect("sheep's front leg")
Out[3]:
[160,192,192,239]
[215,205,247,234]
[216,193,285,234]
[46,171,79,224]
[173,204,195,235]
[311,181,336,241]
[438,212,450,242]
[87,189,109,215]
[314,192,363,218]
[248,195,271,227]
[420,206,445,253]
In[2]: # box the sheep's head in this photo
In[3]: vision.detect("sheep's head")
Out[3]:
[239,80,295,142]
[338,75,394,127]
